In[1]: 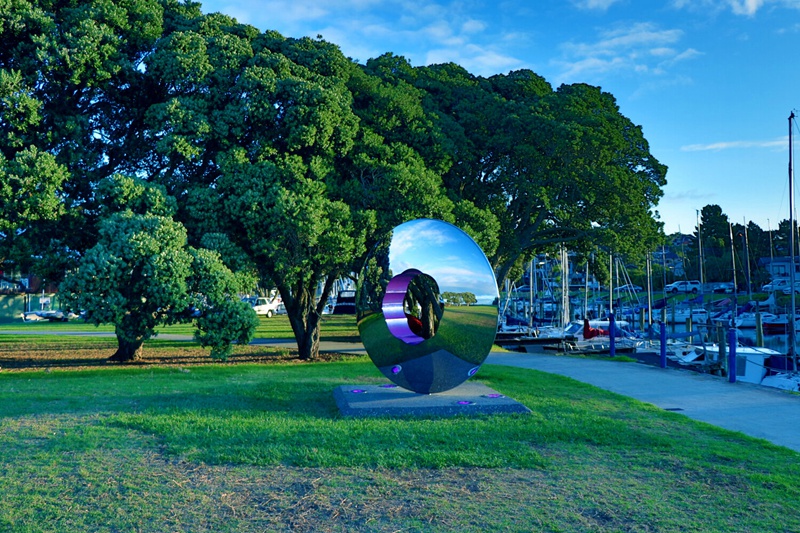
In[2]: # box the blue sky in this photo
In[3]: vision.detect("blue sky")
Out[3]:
[388,219,498,304]
[200,0,800,236]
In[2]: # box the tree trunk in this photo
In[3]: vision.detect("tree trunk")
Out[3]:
[295,316,321,361]
[279,276,335,361]
[109,334,144,362]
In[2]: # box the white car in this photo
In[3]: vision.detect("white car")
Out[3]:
[763,279,791,292]
[242,296,282,318]
[613,284,643,293]
[781,282,800,295]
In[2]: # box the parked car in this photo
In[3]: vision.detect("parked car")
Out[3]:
[664,280,702,294]
[613,283,643,293]
[762,278,791,292]
[712,282,735,294]
[242,296,282,318]
[781,282,800,295]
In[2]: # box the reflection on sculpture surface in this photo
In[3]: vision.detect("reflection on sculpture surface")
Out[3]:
[356,219,499,394]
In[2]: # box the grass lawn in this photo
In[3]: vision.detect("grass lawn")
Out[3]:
[1,335,800,532]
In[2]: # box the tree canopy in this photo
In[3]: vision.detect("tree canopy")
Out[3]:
[1,1,669,360]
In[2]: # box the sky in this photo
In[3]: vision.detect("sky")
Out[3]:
[199,0,800,236]
[389,219,498,304]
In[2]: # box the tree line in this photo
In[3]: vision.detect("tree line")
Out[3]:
[677,204,796,289]
[0,0,667,360]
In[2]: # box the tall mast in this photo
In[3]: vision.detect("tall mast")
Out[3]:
[697,209,704,286]
[744,218,752,300]
[789,112,797,369]
[729,222,738,327]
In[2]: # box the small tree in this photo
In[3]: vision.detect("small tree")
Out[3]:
[61,176,257,362]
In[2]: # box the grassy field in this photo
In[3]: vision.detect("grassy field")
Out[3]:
[2,329,800,532]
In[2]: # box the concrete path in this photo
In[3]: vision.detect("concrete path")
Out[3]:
[487,351,800,453]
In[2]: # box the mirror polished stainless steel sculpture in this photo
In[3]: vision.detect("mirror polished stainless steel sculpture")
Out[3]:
[356,219,499,393]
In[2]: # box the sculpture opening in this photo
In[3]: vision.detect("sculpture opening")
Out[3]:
[382,269,442,345]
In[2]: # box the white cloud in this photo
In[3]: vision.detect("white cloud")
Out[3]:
[200,0,528,75]
[461,19,487,34]
[672,0,800,16]
[425,44,523,75]
[681,138,787,151]
[650,47,676,57]
[572,0,626,10]
[552,22,700,85]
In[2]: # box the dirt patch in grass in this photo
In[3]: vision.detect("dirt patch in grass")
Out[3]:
[0,340,351,372]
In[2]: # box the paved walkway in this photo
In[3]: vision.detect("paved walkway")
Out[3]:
[487,351,800,453]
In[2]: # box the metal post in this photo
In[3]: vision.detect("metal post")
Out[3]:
[728,328,737,383]
[756,311,764,347]
[660,321,667,369]
[609,312,616,357]
[718,325,727,365]
[790,112,798,372]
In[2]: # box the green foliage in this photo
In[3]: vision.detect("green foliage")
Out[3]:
[95,174,177,217]
[60,176,256,361]
[441,291,478,306]
[187,247,259,359]
[60,211,194,341]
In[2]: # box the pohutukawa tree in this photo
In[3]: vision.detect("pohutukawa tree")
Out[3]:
[60,176,257,362]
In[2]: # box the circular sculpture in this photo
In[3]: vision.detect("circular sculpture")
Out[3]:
[356,219,499,394]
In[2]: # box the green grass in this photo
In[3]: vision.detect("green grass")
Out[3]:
[1,347,800,532]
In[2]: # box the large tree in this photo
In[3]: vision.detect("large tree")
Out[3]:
[0,0,203,284]
[364,59,667,283]
[145,21,453,360]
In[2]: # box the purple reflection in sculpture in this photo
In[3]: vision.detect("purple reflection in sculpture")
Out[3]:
[382,269,426,345]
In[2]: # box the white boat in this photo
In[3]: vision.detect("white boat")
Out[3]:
[699,344,782,384]
[761,313,800,334]
[539,319,642,354]
[761,373,800,392]
[734,311,778,329]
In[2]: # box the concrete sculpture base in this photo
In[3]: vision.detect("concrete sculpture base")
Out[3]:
[333,381,531,418]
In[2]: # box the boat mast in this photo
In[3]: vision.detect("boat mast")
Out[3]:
[743,218,752,301]
[789,112,797,370]
[728,222,738,327]
[529,258,534,331]
[697,209,705,287]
